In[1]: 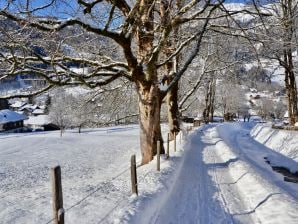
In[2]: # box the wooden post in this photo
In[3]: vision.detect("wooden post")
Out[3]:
[174,132,176,152]
[131,155,138,195]
[51,166,64,224]
[157,140,160,171]
[180,131,182,144]
[166,133,170,159]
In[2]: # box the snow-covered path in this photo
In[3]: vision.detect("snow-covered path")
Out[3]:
[143,125,235,224]
[134,123,298,224]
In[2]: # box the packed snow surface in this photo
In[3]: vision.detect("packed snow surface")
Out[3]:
[128,123,298,224]
[0,123,297,223]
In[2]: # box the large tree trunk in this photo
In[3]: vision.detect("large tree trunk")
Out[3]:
[135,0,166,164]
[284,51,298,125]
[282,0,298,125]
[137,81,165,165]
[166,79,180,140]
[204,78,216,123]
[165,54,180,140]
[209,78,216,122]
[165,0,181,141]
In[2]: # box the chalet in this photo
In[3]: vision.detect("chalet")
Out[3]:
[0,109,28,132]
[18,104,38,116]
[24,115,59,131]
[10,101,27,110]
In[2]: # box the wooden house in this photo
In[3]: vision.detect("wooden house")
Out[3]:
[0,109,28,132]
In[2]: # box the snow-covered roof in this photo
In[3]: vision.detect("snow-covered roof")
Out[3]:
[39,105,46,110]
[20,104,38,111]
[0,109,28,124]
[24,115,50,126]
[10,101,26,108]
[32,109,45,115]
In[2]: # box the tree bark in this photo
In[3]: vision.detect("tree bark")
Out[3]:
[166,79,180,140]
[165,54,180,140]
[209,78,216,122]
[165,0,181,140]
[135,0,166,164]
[137,81,165,165]
[282,0,298,125]
[203,75,217,123]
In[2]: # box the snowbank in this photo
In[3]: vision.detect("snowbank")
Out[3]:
[251,124,298,163]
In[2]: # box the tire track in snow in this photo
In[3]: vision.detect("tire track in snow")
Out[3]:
[201,127,255,224]
[143,126,234,224]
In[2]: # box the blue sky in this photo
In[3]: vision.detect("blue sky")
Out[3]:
[0,0,79,19]
[0,0,269,19]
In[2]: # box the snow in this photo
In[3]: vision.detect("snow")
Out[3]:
[32,109,45,115]
[251,124,298,163]
[10,101,27,109]
[19,104,38,111]
[223,3,255,23]
[24,115,50,126]
[0,109,28,124]
[64,86,91,95]
[126,123,298,224]
[0,123,297,223]
[0,125,142,224]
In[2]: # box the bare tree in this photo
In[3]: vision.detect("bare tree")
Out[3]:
[256,98,275,119]
[49,91,72,137]
[253,0,298,124]
[216,82,247,120]
[0,0,226,164]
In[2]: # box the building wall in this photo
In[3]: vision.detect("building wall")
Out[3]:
[2,121,24,131]
[0,99,9,110]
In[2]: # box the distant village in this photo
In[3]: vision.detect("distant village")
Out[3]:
[0,97,59,133]
[0,85,289,133]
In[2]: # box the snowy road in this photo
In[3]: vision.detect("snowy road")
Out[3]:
[132,123,298,224]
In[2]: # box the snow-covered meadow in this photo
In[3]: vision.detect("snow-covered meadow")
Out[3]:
[0,125,145,223]
[0,124,187,224]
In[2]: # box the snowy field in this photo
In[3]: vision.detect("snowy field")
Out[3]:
[0,125,145,223]
[0,123,298,224]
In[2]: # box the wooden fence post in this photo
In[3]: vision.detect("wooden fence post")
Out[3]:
[180,131,182,143]
[157,140,160,171]
[174,132,176,152]
[51,166,64,224]
[131,155,138,195]
[166,133,170,159]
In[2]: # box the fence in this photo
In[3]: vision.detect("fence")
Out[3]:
[272,124,298,131]
[4,127,195,224]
